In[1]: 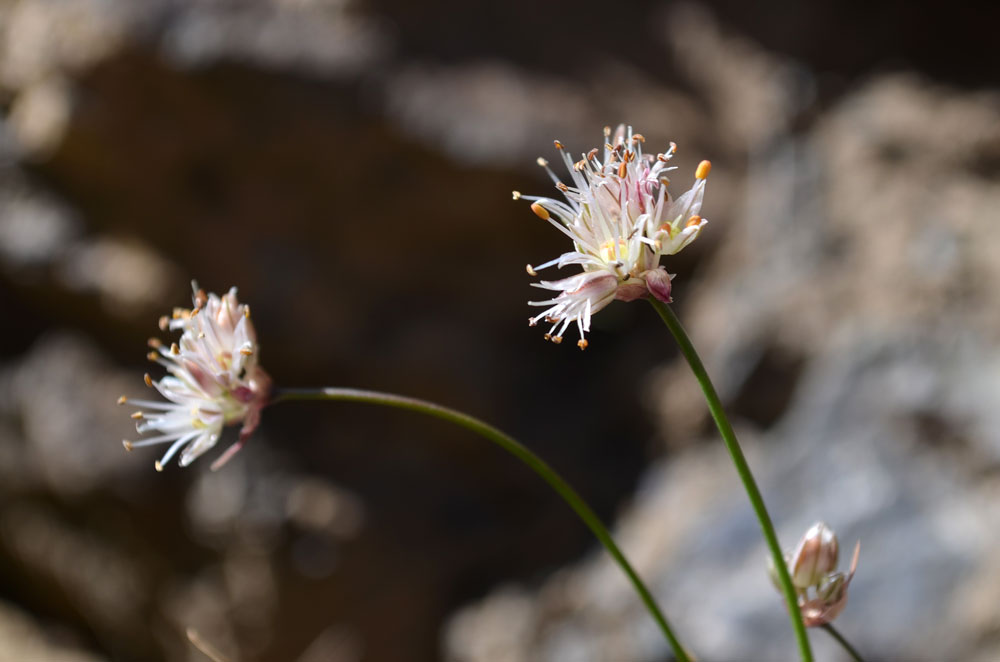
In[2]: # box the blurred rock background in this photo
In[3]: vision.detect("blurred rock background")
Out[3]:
[0,1,997,660]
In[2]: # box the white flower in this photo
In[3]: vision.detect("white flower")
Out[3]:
[119,283,271,471]
[516,125,710,349]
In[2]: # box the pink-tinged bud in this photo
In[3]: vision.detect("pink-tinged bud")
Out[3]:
[772,523,860,628]
[644,268,674,304]
[789,522,839,590]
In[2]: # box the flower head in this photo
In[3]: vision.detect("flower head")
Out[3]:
[770,522,860,627]
[516,125,710,348]
[118,283,271,471]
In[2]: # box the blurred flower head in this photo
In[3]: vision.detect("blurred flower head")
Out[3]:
[515,125,710,349]
[770,521,860,627]
[119,283,271,471]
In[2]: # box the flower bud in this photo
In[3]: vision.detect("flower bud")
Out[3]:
[788,521,839,590]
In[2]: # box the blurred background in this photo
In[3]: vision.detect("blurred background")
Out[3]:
[1,1,999,660]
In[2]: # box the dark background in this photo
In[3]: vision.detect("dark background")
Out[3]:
[0,1,998,660]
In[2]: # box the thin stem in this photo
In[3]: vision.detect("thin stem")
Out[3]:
[649,298,813,662]
[272,387,692,662]
[822,624,866,662]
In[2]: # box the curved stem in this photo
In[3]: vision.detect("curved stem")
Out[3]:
[272,387,692,662]
[649,298,813,662]
[822,624,866,662]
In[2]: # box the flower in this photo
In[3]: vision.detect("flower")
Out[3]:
[515,125,710,349]
[770,522,860,627]
[118,283,271,472]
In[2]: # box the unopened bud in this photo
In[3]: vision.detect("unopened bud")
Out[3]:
[789,522,839,590]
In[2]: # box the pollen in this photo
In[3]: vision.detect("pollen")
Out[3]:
[530,202,550,220]
[695,160,712,180]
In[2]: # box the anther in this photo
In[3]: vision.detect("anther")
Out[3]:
[536,157,548,167]
[197,332,205,339]
[530,202,550,220]
[577,339,588,350]
[526,264,537,276]
[686,215,702,228]
[587,148,599,160]
[605,143,615,152]
[512,190,522,200]
[618,161,628,178]
[143,373,153,387]
[147,351,160,362]
[553,140,564,150]
[117,395,128,405]
[170,342,180,355]
[574,159,586,171]
[154,461,164,473]
[244,306,251,319]
[556,182,569,192]
[158,316,170,331]
[543,333,552,341]
[122,440,133,452]
[528,318,537,327]
[603,126,612,137]
[695,160,712,180]
[148,337,162,348]
[657,153,670,162]
[632,134,645,143]
[131,411,144,420]
[239,347,253,356]
[551,335,563,345]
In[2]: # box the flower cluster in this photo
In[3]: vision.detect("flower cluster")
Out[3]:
[515,125,710,349]
[118,284,271,471]
[770,522,861,627]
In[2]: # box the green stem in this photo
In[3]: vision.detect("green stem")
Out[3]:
[272,387,692,662]
[822,624,866,662]
[649,298,813,662]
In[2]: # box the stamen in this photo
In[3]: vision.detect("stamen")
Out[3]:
[117,395,128,405]
[695,160,712,180]
[530,202,550,220]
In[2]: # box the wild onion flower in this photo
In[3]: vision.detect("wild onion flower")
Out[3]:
[515,125,710,349]
[770,522,861,627]
[118,284,271,471]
